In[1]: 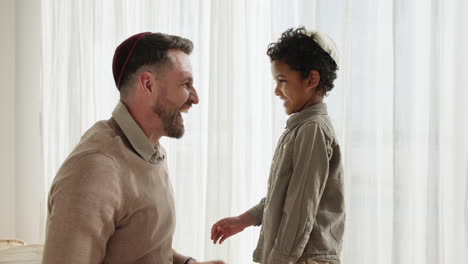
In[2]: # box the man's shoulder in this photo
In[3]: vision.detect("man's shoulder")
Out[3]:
[47,151,122,206]
[71,119,129,161]
[52,120,126,184]
[54,150,120,185]
[80,119,121,146]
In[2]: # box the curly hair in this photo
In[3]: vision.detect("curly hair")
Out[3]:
[267,27,338,96]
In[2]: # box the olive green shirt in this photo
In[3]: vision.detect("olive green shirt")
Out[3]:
[43,102,188,264]
[247,103,345,264]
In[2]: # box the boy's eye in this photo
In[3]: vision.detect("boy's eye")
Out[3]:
[278,79,286,84]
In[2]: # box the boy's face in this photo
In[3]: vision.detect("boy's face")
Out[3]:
[271,60,317,115]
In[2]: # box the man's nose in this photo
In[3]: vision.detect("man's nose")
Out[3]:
[190,86,199,104]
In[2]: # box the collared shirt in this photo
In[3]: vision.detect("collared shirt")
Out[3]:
[247,103,345,264]
[43,101,188,264]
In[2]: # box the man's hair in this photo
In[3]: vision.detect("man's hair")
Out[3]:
[267,27,338,96]
[119,33,193,92]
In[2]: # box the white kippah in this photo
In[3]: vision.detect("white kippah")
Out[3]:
[305,30,340,66]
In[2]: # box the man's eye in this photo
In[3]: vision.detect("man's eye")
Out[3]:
[278,79,286,84]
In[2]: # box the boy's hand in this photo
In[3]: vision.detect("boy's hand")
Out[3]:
[211,213,256,244]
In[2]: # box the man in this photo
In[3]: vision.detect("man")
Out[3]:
[42,32,223,264]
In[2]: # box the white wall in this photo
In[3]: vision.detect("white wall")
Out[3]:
[15,0,44,243]
[0,0,17,240]
[0,0,49,244]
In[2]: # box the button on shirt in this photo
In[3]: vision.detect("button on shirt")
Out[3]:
[247,103,345,264]
[43,102,188,264]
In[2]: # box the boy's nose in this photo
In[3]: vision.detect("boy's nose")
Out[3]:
[274,85,281,97]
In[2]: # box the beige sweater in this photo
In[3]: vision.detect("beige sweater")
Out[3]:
[43,102,188,264]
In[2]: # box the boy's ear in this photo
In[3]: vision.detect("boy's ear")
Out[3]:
[306,70,320,91]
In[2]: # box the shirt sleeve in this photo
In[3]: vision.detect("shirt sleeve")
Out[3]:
[42,153,121,264]
[267,123,331,264]
[246,197,266,226]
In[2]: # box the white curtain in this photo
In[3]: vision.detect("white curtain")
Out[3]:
[41,0,468,263]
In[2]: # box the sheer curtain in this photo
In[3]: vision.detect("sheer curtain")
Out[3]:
[41,0,468,263]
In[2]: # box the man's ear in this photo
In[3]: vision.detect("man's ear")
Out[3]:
[137,71,154,93]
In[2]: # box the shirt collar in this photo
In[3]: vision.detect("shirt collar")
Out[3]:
[112,101,163,163]
[286,102,328,129]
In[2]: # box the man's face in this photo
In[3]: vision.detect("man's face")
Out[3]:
[152,50,199,138]
[271,60,311,115]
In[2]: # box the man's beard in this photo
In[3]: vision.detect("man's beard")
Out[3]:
[153,99,185,139]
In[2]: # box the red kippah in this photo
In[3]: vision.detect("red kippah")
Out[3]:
[112,32,150,88]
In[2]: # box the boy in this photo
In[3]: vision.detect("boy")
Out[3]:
[211,27,345,264]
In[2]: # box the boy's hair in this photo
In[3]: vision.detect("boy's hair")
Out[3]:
[267,27,338,96]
